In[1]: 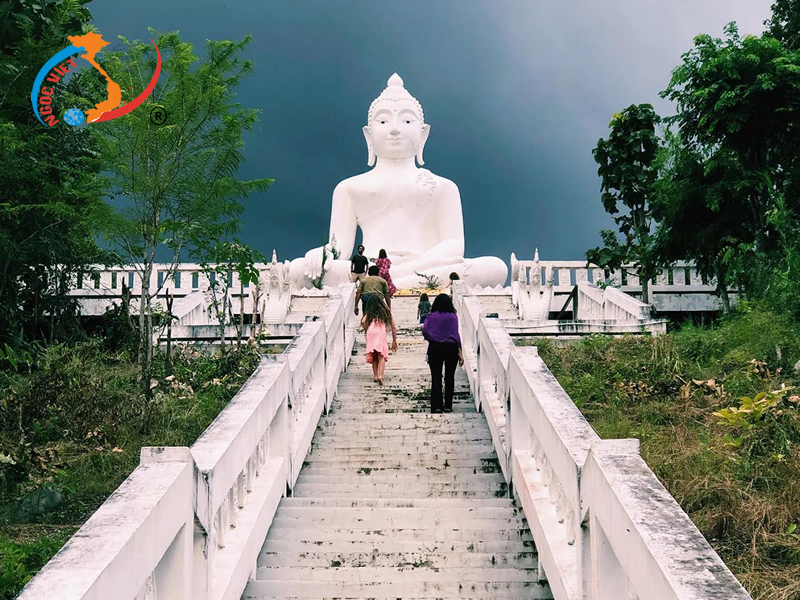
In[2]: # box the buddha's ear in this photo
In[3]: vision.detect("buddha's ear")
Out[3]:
[363,126,376,166]
[417,124,431,166]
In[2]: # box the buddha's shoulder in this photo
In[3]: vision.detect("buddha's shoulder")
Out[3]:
[334,170,459,195]
[333,173,370,195]
[418,170,460,198]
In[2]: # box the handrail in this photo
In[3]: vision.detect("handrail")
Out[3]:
[18,286,358,600]
[452,285,752,600]
[580,440,752,599]
[18,448,195,600]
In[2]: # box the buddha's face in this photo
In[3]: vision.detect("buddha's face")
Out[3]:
[364,99,430,163]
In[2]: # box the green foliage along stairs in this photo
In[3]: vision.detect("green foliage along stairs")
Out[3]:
[243,297,552,599]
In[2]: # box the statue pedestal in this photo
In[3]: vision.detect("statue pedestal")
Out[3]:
[289,257,507,290]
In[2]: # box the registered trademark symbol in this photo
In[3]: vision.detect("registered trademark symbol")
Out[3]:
[150,106,167,126]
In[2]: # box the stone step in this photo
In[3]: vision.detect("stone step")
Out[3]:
[299,465,502,477]
[258,550,537,569]
[279,497,514,509]
[309,441,496,453]
[270,516,526,533]
[267,526,530,543]
[314,427,490,438]
[312,432,492,444]
[301,451,500,463]
[332,391,471,398]
[300,458,501,471]
[243,577,551,599]
[327,406,477,414]
[291,488,508,499]
[275,506,521,520]
[317,413,486,423]
[317,418,488,429]
[295,473,507,486]
[246,597,543,600]
[254,566,539,583]
[260,538,536,555]
[317,417,488,427]
[331,398,473,405]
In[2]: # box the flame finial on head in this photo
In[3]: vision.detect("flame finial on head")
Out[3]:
[367,72,425,124]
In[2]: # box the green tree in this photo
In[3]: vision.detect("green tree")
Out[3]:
[97,31,271,396]
[653,132,752,313]
[766,0,800,49]
[196,241,263,347]
[0,0,112,346]
[588,104,662,304]
[661,24,800,256]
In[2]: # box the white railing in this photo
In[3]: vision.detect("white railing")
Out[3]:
[580,440,752,600]
[512,256,738,313]
[575,282,605,320]
[279,321,327,488]
[576,282,653,322]
[454,287,751,600]
[603,286,651,321]
[458,295,483,391]
[513,259,715,293]
[18,447,195,600]
[19,289,358,600]
[508,346,599,600]
[476,317,513,479]
[191,358,291,600]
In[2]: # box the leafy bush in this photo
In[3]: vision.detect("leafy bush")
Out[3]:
[0,529,74,597]
[0,340,261,599]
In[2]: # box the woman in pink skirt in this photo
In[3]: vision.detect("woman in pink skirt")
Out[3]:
[374,249,397,297]
[360,297,397,385]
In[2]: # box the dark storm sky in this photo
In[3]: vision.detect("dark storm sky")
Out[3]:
[89,0,772,263]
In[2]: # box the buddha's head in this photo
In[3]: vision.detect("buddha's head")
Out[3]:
[364,73,430,166]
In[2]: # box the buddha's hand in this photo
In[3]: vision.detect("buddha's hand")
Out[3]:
[386,250,424,265]
[303,246,331,280]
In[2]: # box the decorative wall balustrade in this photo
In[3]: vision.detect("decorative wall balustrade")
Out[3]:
[18,288,357,600]
[67,258,293,319]
[511,256,738,313]
[454,287,752,600]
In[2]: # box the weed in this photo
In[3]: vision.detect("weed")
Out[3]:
[534,306,800,599]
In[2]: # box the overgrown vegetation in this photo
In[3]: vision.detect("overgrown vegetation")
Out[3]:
[0,339,261,598]
[523,305,800,599]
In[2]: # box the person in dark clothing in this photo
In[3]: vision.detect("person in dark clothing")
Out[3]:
[422,294,464,413]
[355,265,390,315]
[350,245,369,283]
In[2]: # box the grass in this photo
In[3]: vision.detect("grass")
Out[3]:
[518,304,800,600]
[0,340,263,598]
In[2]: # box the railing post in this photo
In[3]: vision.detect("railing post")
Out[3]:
[587,514,630,599]
[192,518,210,600]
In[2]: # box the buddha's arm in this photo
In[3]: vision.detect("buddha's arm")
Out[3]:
[429,178,465,258]
[301,181,357,279]
[329,181,357,258]
[392,179,465,268]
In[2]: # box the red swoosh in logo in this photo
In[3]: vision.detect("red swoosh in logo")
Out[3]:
[93,39,161,123]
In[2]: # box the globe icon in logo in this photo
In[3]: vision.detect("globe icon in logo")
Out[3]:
[64,108,85,127]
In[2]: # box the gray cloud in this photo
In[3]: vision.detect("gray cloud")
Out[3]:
[90,0,773,263]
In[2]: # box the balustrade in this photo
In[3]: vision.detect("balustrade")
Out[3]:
[19,290,355,600]
[453,286,751,600]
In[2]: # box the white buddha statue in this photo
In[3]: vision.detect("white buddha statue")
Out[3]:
[290,73,507,289]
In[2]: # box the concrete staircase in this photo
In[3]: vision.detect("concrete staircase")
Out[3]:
[473,294,518,320]
[243,297,551,599]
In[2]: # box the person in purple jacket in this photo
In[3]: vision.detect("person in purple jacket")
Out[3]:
[421,294,465,413]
